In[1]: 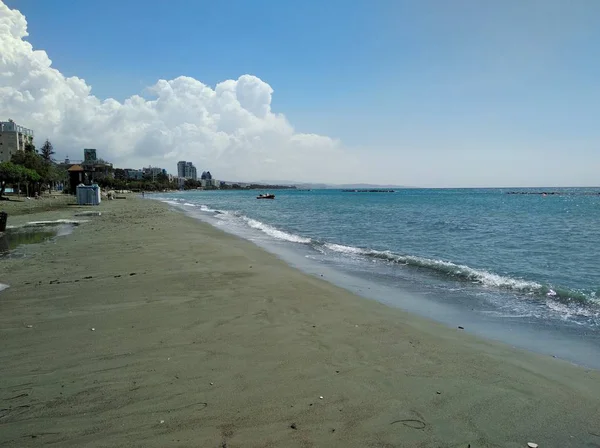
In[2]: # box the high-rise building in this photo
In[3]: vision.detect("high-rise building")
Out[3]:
[185,162,197,181]
[177,160,197,180]
[177,161,187,178]
[143,166,166,179]
[84,148,97,162]
[0,119,34,162]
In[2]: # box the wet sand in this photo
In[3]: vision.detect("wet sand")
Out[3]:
[1,198,599,447]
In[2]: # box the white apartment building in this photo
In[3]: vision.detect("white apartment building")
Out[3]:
[0,119,34,163]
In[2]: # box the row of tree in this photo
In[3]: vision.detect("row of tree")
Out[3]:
[0,140,300,199]
[95,177,178,192]
[0,140,64,199]
[95,176,214,192]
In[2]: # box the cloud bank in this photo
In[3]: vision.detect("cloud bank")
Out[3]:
[0,1,359,182]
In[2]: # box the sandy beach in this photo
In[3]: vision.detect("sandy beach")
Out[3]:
[0,194,76,217]
[1,197,600,447]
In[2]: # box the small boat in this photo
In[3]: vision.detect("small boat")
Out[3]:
[257,193,275,199]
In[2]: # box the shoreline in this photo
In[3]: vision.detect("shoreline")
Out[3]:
[159,195,600,370]
[1,198,600,446]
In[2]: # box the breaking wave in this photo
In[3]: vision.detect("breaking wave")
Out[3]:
[157,197,599,314]
[320,242,598,308]
[233,217,598,309]
[242,217,312,243]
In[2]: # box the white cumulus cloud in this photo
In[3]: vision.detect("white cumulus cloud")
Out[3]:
[0,1,359,182]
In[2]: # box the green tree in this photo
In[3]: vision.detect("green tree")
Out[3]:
[184,179,202,190]
[39,140,62,192]
[24,141,36,153]
[23,166,41,197]
[40,139,55,163]
[10,145,63,193]
[114,168,126,180]
[0,162,39,199]
[11,150,43,173]
[0,162,20,199]
[45,163,67,186]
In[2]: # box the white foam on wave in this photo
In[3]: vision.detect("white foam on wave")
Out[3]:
[0,283,9,292]
[243,217,312,244]
[479,310,538,319]
[199,205,221,213]
[545,300,599,319]
[323,243,600,319]
[324,243,365,255]
[161,199,221,214]
[323,242,544,293]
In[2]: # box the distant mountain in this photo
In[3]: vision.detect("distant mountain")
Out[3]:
[291,183,330,189]
[254,179,305,186]
[260,181,412,189]
[225,180,413,189]
[335,183,411,189]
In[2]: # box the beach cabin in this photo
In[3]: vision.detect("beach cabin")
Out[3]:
[67,165,86,194]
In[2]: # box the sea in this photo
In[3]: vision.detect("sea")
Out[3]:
[155,188,600,368]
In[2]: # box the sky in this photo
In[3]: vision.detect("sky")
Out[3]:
[1,0,599,187]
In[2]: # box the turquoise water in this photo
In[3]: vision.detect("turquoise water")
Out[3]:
[157,188,600,364]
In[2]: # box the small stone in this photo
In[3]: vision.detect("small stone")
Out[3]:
[91,328,95,331]
[319,396,324,399]
[210,382,214,385]
[160,420,165,424]
[290,423,297,430]
[458,326,464,330]
[527,444,538,448]
[436,391,441,394]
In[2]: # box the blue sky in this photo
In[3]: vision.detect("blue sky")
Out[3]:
[3,0,600,186]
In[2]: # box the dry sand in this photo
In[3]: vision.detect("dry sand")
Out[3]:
[1,198,600,447]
